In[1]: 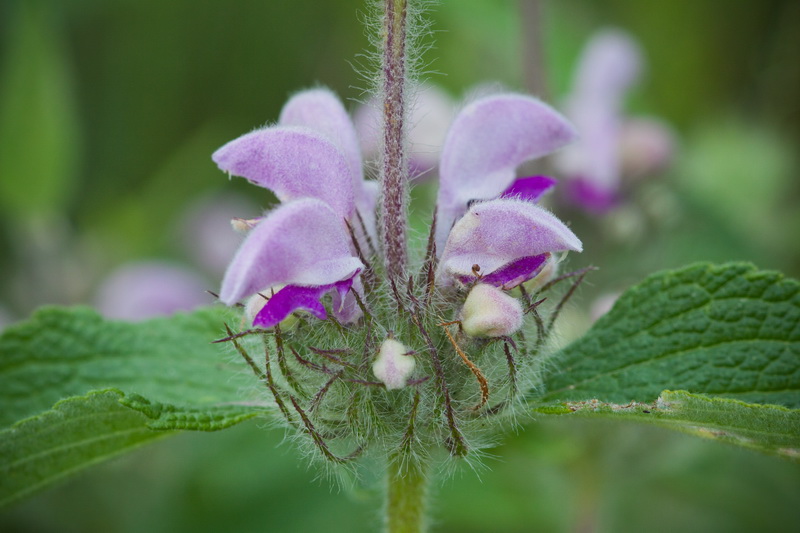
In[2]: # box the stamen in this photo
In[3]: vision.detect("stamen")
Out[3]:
[355,210,377,258]
[503,342,518,398]
[389,277,408,314]
[309,346,357,368]
[399,389,421,459]
[290,345,336,375]
[345,218,376,291]
[212,328,262,343]
[222,324,293,423]
[524,297,547,315]
[538,265,598,294]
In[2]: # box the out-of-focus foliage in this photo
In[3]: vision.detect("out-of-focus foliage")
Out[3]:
[1,0,799,531]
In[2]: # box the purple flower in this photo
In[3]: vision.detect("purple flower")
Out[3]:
[555,30,675,213]
[219,198,363,328]
[212,89,376,327]
[437,198,582,289]
[434,93,577,250]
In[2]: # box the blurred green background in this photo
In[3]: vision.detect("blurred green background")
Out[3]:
[1,0,799,531]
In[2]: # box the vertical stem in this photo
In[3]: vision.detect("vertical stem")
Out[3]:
[381,0,408,281]
[386,456,428,533]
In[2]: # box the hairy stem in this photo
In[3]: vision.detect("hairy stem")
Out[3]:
[386,456,428,533]
[380,0,409,280]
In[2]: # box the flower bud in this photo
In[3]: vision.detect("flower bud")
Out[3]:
[460,284,523,338]
[372,338,415,390]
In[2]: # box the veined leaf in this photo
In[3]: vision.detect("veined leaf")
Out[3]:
[543,263,800,407]
[0,390,170,507]
[0,306,270,506]
[534,390,800,462]
[0,306,266,429]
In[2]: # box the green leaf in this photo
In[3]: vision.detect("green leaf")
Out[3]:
[0,306,267,429]
[0,390,171,507]
[0,306,270,505]
[534,390,800,462]
[543,263,800,407]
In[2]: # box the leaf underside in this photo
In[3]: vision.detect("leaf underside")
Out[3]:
[534,390,800,463]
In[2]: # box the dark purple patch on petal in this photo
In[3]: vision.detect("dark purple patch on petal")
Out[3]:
[500,176,558,203]
[457,254,549,289]
[566,178,619,213]
[252,269,361,328]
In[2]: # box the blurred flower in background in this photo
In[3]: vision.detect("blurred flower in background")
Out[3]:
[93,261,211,321]
[355,82,456,180]
[555,29,675,214]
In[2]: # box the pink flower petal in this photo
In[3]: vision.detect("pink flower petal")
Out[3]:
[436,94,577,249]
[212,127,355,219]
[438,198,582,286]
[219,199,363,305]
[279,88,365,195]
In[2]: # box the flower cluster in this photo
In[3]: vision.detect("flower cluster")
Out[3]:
[213,87,584,465]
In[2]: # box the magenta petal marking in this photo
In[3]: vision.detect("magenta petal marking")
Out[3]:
[500,176,558,203]
[253,285,329,327]
[253,269,361,328]
[457,254,549,289]
[566,178,619,213]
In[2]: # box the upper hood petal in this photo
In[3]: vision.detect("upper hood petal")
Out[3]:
[212,126,355,219]
[279,87,365,193]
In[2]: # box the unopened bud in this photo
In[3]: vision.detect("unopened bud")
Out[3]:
[372,338,415,390]
[460,284,523,338]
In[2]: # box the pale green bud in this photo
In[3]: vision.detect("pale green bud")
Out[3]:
[372,338,415,390]
[460,284,523,337]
